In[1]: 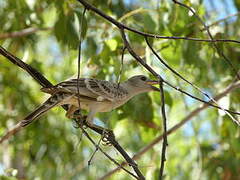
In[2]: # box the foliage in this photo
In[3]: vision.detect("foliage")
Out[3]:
[0,0,240,179]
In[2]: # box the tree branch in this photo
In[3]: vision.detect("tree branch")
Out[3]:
[76,0,240,44]
[158,81,168,180]
[1,1,240,178]
[145,37,240,125]
[77,125,139,179]
[201,11,240,31]
[172,0,240,80]
[0,123,22,144]
[0,46,53,88]
[120,30,240,117]
[99,80,240,180]
[75,8,144,179]
[76,0,240,117]
[0,27,51,39]
[0,46,145,179]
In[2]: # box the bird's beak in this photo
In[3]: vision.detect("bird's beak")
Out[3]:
[146,80,158,85]
[146,80,160,91]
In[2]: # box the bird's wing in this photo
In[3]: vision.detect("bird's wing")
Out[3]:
[41,78,98,98]
[84,79,129,101]
[45,78,128,102]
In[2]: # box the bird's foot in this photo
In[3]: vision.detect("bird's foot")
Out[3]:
[101,129,115,146]
[71,115,115,145]
[72,115,88,129]
[84,121,115,146]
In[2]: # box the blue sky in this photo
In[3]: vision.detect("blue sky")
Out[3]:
[204,0,238,21]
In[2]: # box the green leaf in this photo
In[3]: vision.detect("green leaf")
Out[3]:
[105,39,118,51]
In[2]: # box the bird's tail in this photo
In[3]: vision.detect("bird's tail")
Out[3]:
[20,93,67,127]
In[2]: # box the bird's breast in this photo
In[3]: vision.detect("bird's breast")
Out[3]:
[96,99,130,112]
[60,94,130,112]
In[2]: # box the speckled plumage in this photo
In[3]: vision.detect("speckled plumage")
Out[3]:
[57,78,129,101]
[20,75,159,128]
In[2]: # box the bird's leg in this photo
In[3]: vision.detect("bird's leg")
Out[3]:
[65,105,86,128]
[65,105,78,119]
[85,122,114,146]
[66,107,115,144]
[85,110,112,132]
[86,110,115,145]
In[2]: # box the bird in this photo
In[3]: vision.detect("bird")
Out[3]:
[20,75,159,130]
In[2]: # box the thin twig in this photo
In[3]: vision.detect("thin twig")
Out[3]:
[76,0,240,44]
[172,0,240,80]
[82,123,145,179]
[0,27,51,39]
[77,124,139,179]
[145,37,239,125]
[0,46,53,88]
[158,80,168,179]
[99,81,240,180]
[88,135,101,166]
[108,133,145,179]
[73,1,240,117]
[117,46,126,86]
[120,30,240,117]
[0,46,145,179]
[77,8,87,119]
[0,123,22,143]
[201,11,240,31]
[120,28,162,78]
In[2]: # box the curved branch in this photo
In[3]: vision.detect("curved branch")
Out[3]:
[0,46,145,179]
[0,27,51,39]
[76,8,144,179]
[78,125,139,179]
[76,0,240,44]
[201,11,240,31]
[0,46,53,88]
[99,80,240,180]
[145,37,239,125]
[0,123,22,143]
[172,0,240,81]
[120,30,240,117]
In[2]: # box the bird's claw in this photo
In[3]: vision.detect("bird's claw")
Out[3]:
[101,130,115,146]
[72,115,88,128]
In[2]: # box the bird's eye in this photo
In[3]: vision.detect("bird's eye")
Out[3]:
[140,76,147,81]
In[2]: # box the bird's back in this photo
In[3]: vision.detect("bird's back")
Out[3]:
[41,78,129,102]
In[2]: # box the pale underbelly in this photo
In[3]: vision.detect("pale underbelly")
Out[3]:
[61,96,127,112]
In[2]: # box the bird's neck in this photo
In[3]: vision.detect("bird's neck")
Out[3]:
[121,82,149,98]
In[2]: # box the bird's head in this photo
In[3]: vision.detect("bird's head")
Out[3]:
[124,75,159,95]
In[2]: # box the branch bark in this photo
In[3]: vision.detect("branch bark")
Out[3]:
[76,0,240,44]
[99,80,240,180]
[0,46,145,179]
[158,81,168,179]
[172,0,240,80]
[76,0,240,117]
[0,27,51,39]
